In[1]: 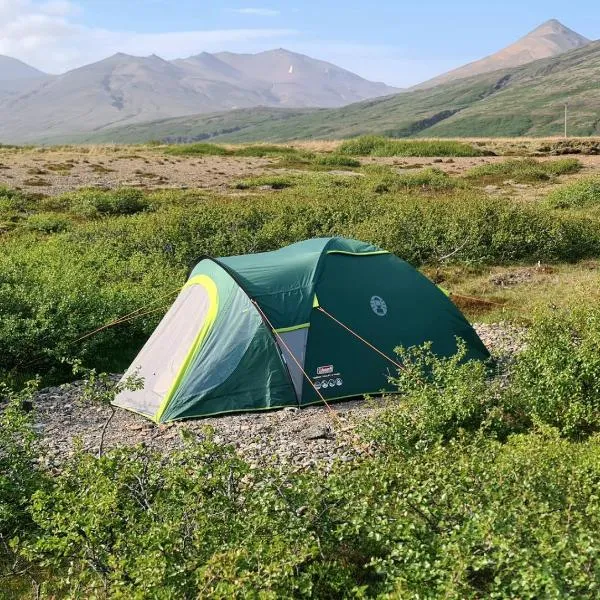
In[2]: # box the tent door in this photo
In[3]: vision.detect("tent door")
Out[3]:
[114,280,215,419]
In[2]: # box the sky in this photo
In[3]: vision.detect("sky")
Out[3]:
[0,0,598,87]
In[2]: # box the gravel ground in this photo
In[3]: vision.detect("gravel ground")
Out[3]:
[33,323,526,471]
[4,149,600,196]
[0,149,273,194]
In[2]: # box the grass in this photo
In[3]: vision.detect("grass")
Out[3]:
[464,158,581,184]
[232,174,297,189]
[165,142,305,158]
[360,165,458,192]
[338,136,485,157]
[311,154,361,168]
[164,142,231,156]
[231,144,300,157]
[428,261,600,322]
[545,176,600,210]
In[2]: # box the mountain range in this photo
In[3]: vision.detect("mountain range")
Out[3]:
[0,49,398,143]
[0,19,596,143]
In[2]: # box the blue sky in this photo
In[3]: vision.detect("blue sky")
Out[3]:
[0,0,598,86]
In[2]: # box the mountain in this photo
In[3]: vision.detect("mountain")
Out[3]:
[211,49,399,107]
[0,55,46,81]
[0,55,49,101]
[81,39,600,143]
[0,50,398,143]
[415,19,590,89]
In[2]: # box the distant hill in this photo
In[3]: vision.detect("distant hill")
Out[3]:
[81,39,600,143]
[0,49,399,143]
[415,19,590,89]
[0,55,46,81]
[0,55,48,101]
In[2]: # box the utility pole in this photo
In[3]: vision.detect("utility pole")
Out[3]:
[564,102,568,138]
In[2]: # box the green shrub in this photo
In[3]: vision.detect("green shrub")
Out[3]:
[464,158,581,183]
[164,142,230,156]
[545,176,600,209]
[364,166,457,193]
[232,174,297,189]
[339,136,484,157]
[352,191,600,265]
[361,341,518,453]
[15,429,600,598]
[510,307,600,438]
[232,144,300,157]
[0,186,36,216]
[0,381,48,588]
[24,213,71,233]
[312,154,361,168]
[67,188,149,217]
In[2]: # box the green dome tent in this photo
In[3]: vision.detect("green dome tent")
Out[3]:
[114,237,489,423]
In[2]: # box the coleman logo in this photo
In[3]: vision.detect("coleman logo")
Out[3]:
[370,295,388,317]
[317,365,334,375]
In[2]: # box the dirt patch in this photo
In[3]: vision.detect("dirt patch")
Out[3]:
[3,148,600,196]
[0,148,274,195]
[489,265,555,287]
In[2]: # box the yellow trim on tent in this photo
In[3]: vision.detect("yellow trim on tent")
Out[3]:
[312,294,319,308]
[154,275,219,423]
[326,250,389,256]
[274,322,310,334]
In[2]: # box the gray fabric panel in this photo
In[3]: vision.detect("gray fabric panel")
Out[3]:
[172,285,262,404]
[114,285,210,417]
[277,328,308,400]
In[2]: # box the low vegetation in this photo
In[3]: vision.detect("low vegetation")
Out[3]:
[2,165,600,384]
[2,144,600,597]
[464,157,581,184]
[545,175,600,209]
[3,306,600,597]
[165,142,301,158]
[338,135,484,157]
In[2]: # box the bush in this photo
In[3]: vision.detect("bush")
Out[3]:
[545,176,600,209]
[233,144,300,157]
[24,213,71,233]
[464,158,581,183]
[509,307,600,438]
[67,188,149,218]
[311,154,361,168]
[0,186,36,216]
[165,142,230,156]
[0,381,48,589]
[232,174,297,189]
[339,136,484,157]
[14,428,600,598]
[363,166,457,193]
[361,341,516,453]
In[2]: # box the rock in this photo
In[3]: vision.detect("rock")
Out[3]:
[302,424,334,441]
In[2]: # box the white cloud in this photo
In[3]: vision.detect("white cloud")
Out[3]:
[231,8,281,17]
[0,0,461,86]
[0,1,295,73]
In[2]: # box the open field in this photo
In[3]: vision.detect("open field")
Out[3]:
[3,138,600,196]
[2,138,600,598]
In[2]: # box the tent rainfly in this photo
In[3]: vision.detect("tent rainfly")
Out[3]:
[114,237,489,422]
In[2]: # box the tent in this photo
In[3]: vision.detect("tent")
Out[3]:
[114,237,489,422]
